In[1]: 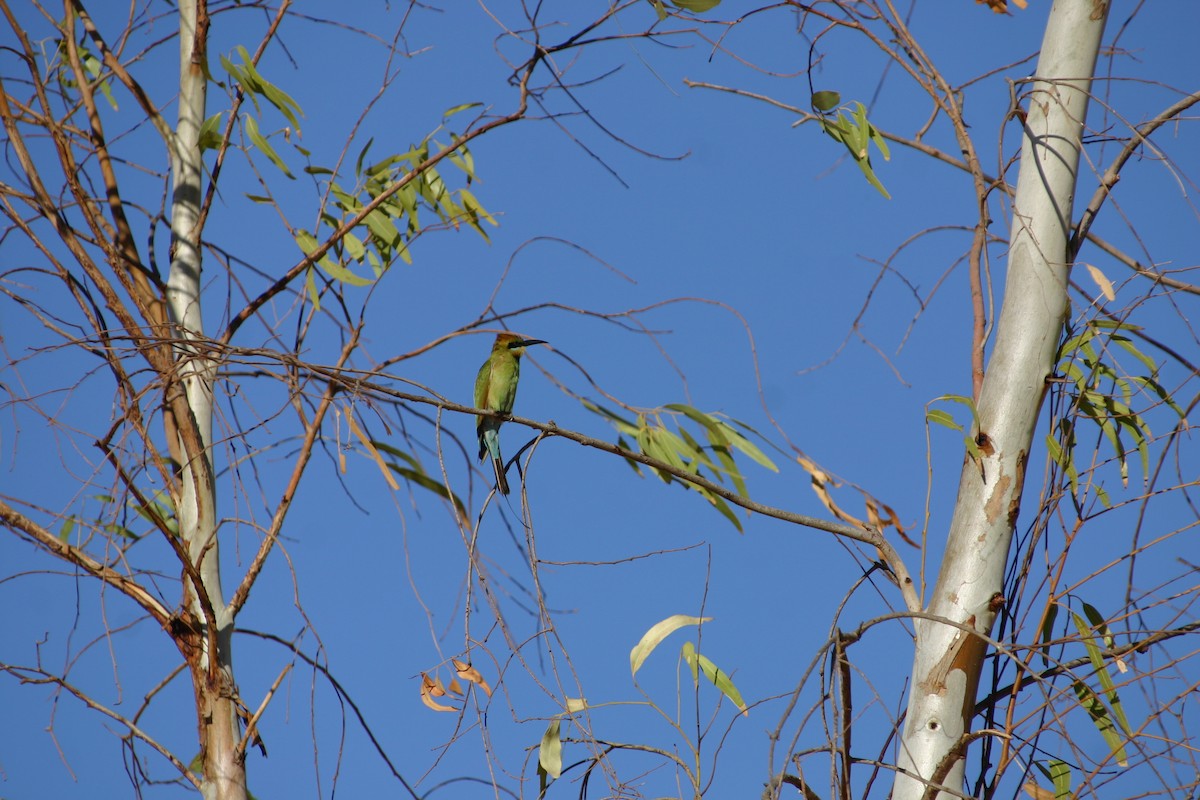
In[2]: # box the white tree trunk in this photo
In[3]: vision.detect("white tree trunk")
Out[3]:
[893,2,1109,798]
[166,2,245,798]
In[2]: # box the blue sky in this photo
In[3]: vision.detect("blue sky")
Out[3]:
[2,2,1198,798]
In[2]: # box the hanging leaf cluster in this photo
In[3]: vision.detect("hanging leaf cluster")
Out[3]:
[210,48,495,301]
[583,401,778,532]
[810,90,891,199]
[1049,319,1184,500]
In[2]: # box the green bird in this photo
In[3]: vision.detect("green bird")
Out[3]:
[474,333,547,495]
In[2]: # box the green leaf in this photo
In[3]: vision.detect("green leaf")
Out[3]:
[1038,602,1059,667]
[615,436,644,475]
[583,400,641,437]
[681,640,700,682]
[1033,760,1072,800]
[694,651,748,715]
[459,188,496,227]
[343,231,366,262]
[1080,602,1114,649]
[232,45,303,130]
[630,614,711,677]
[305,266,320,310]
[709,436,747,499]
[1111,334,1158,374]
[670,0,722,11]
[812,90,841,112]
[1072,612,1130,765]
[678,425,718,475]
[59,517,75,542]
[717,421,778,472]
[926,409,961,431]
[682,641,748,715]
[197,112,224,151]
[244,114,294,178]
[379,453,468,522]
[1048,759,1071,799]
[537,719,562,780]
[364,208,402,247]
[295,230,372,286]
[443,101,483,119]
[708,493,743,533]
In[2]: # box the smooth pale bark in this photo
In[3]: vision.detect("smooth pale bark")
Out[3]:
[892,2,1109,798]
[165,2,246,798]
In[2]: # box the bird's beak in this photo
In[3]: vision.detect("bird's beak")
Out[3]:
[513,339,547,348]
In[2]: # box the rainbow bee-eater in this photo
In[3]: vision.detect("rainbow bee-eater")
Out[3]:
[474,333,547,495]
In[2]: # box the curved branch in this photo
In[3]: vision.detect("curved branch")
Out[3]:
[0,499,171,626]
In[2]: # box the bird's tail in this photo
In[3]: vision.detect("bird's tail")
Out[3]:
[492,456,510,495]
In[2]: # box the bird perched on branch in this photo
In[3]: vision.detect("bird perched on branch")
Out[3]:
[474,333,547,495]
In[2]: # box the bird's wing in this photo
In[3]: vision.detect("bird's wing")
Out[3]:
[474,357,492,411]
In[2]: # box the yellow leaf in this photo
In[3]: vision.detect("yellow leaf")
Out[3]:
[1085,263,1116,302]
[346,406,400,491]
[1021,782,1054,800]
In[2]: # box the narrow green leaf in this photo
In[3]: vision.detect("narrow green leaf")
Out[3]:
[1072,680,1128,767]
[59,517,75,542]
[1048,759,1071,799]
[693,651,748,715]
[385,464,468,524]
[1038,602,1059,667]
[868,120,891,160]
[664,403,723,432]
[295,230,372,286]
[927,409,961,431]
[234,45,303,130]
[443,101,483,119]
[717,422,778,472]
[1080,603,1113,649]
[630,615,712,676]
[343,231,366,262]
[364,208,402,247]
[672,0,722,10]
[709,438,747,499]
[459,188,497,227]
[654,428,697,474]
[615,436,644,475]
[1072,612,1130,764]
[304,266,321,310]
[244,114,294,178]
[678,425,719,475]
[330,183,362,212]
[1090,319,1140,331]
[681,640,699,682]
[1045,434,1065,467]
[708,493,743,533]
[1110,334,1158,375]
[850,102,872,158]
